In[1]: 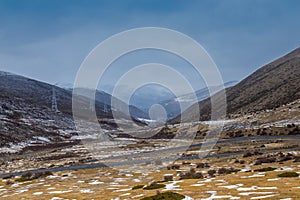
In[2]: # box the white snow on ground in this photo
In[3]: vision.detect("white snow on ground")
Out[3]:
[71,135,98,140]
[79,189,93,193]
[239,192,274,196]
[267,178,281,181]
[200,178,214,183]
[136,118,156,124]
[0,114,6,119]
[191,183,205,187]
[200,191,240,200]
[219,184,244,189]
[203,120,236,125]
[58,129,76,135]
[183,196,194,200]
[164,181,182,190]
[241,172,265,178]
[237,186,277,191]
[275,167,294,171]
[240,166,251,172]
[263,119,300,127]
[119,193,130,196]
[88,180,104,185]
[0,142,28,153]
[250,194,279,199]
[33,192,43,195]
[48,190,73,194]
[114,188,131,192]
[51,197,64,200]
[132,194,144,198]
[35,136,50,142]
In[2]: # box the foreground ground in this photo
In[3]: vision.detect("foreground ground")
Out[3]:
[0,144,300,199]
[0,100,299,199]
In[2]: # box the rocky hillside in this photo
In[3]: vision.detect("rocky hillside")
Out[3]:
[170,47,300,123]
[0,71,147,151]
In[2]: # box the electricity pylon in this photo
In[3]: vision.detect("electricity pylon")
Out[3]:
[51,88,59,112]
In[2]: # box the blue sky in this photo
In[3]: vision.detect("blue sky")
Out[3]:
[0,0,300,94]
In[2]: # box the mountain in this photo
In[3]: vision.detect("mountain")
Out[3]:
[160,81,238,119]
[128,84,177,113]
[170,47,300,123]
[126,81,237,120]
[0,71,147,151]
[0,71,75,150]
[73,88,149,120]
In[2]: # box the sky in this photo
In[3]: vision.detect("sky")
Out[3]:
[0,0,300,96]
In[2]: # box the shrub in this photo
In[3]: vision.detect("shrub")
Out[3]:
[234,159,245,164]
[132,185,144,190]
[207,169,216,177]
[279,154,294,162]
[16,171,53,182]
[3,174,14,179]
[218,167,239,175]
[255,157,276,165]
[179,169,203,180]
[243,151,263,158]
[141,192,185,200]
[167,165,180,170]
[143,183,165,190]
[6,180,14,185]
[239,160,246,164]
[218,167,227,174]
[294,156,300,162]
[163,175,173,182]
[196,163,210,168]
[278,172,299,177]
[254,167,276,172]
[189,168,196,174]
[182,161,191,165]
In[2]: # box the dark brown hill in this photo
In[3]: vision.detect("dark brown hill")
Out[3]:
[170,47,300,123]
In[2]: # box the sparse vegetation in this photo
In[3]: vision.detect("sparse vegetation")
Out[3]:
[207,169,216,177]
[294,156,300,162]
[179,168,203,180]
[254,167,277,172]
[132,185,144,190]
[15,171,53,182]
[218,167,240,175]
[243,151,263,158]
[2,174,14,179]
[163,175,173,182]
[196,162,210,168]
[143,182,165,190]
[167,165,180,170]
[278,172,299,177]
[255,157,276,165]
[141,192,185,200]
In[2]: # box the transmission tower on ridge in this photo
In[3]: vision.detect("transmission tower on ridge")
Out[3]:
[51,88,59,112]
[89,99,95,112]
[104,104,109,113]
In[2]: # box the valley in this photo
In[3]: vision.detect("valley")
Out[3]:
[0,97,299,199]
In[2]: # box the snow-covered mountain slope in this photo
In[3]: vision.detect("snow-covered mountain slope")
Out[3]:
[0,71,147,152]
